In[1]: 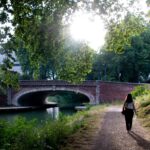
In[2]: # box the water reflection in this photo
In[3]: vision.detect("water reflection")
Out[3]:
[46,107,59,119]
[0,107,76,123]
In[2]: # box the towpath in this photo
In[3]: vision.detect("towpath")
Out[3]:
[92,106,150,150]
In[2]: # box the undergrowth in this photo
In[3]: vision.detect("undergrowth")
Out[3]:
[0,105,106,150]
[131,85,150,129]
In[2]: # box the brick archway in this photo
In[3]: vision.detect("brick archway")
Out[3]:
[12,87,95,106]
[6,80,140,106]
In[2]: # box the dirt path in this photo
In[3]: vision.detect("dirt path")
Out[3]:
[92,106,150,150]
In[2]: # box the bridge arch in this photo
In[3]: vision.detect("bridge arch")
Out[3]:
[12,87,95,106]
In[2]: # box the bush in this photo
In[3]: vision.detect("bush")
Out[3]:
[0,108,90,149]
[40,116,73,150]
[131,85,149,99]
[1,117,40,150]
[132,86,150,129]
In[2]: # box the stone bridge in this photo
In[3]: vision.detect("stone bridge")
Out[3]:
[7,80,140,106]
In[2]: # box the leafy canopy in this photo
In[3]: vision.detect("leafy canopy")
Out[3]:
[105,14,147,53]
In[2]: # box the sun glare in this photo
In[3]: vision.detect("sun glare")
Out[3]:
[70,11,106,51]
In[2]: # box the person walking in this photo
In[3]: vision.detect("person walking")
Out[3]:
[122,93,136,132]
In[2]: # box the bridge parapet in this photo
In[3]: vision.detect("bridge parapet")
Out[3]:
[19,80,97,87]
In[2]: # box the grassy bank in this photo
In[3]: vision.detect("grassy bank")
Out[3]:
[0,105,107,150]
[131,85,150,129]
[61,105,107,150]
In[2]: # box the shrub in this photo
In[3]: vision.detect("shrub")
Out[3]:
[132,86,150,129]
[40,116,73,150]
[0,108,90,149]
[131,85,149,99]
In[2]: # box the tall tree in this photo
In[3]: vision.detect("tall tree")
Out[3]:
[10,0,95,82]
[0,0,18,88]
[89,28,150,83]
[0,0,144,84]
[105,14,147,53]
[11,1,71,80]
[57,42,93,83]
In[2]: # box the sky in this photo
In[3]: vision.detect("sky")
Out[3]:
[69,0,149,52]
[69,11,107,51]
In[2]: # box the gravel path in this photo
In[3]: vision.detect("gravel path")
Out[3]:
[92,106,150,150]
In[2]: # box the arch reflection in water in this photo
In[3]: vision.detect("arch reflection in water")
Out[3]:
[46,107,59,119]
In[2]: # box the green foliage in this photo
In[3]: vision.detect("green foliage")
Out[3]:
[0,117,38,150]
[0,83,6,95]
[56,43,94,83]
[88,28,150,82]
[0,106,99,150]
[105,14,146,53]
[0,67,19,89]
[12,0,69,80]
[47,91,89,108]
[131,85,149,99]
[0,120,8,146]
[132,85,150,128]
[135,94,150,116]
[0,37,19,89]
[0,0,147,84]
[40,118,73,149]
[15,41,33,79]
[1,0,141,83]
[9,0,95,82]
[140,99,150,108]
[0,0,12,43]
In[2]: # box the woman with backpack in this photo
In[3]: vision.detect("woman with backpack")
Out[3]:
[122,93,136,132]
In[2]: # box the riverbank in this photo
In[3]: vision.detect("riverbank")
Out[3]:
[0,104,107,150]
[0,104,58,113]
[61,105,108,150]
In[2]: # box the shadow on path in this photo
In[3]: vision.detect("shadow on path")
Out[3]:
[92,106,150,150]
[129,131,150,150]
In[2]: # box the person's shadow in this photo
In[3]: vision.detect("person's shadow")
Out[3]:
[129,131,150,149]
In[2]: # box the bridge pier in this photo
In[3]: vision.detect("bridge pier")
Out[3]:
[7,87,12,105]
[95,80,100,104]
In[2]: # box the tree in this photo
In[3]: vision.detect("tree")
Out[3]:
[11,1,71,80]
[105,14,147,53]
[0,0,144,83]
[87,49,123,81]
[89,28,150,83]
[15,40,34,79]
[11,0,95,82]
[57,42,94,83]
[0,37,19,88]
[0,1,19,88]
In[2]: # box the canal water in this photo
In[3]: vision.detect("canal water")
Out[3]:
[0,107,76,123]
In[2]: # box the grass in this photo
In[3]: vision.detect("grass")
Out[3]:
[61,104,108,150]
[135,94,150,128]
[131,86,150,130]
[0,104,107,150]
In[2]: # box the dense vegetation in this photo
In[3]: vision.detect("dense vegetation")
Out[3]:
[0,0,149,88]
[0,1,149,149]
[131,85,150,129]
[47,91,89,108]
[88,28,150,82]
[0,105,106,150]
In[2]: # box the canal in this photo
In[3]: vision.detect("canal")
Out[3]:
[0,91,89,122]
[0,107,77,122]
